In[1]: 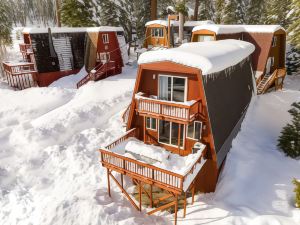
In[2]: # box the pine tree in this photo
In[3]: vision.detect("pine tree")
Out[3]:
[198,0,214,21]
[293,178,300,208]
[265,0,291,28]
[223,0,239,24]
[246,0,266,24]
[286,46,300,75]
[288,0,300,50]
[214,0,226,24]
[277,102,300,158]
[0,0,12,46]
[99,0,119,27]
[60,0,97,27]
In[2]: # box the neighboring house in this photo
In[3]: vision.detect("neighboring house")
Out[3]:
[3,27,128,89]
[144,20,214,48]
[191,24,287,94]
[100,40,255,225]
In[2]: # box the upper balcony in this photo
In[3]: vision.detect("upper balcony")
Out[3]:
[134,93,201,124]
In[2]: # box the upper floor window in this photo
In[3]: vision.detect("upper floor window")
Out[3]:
[151,28,164,38]
[158,75,187,102]
[102,34,109,44]
[272,36,277,47]
[197,35,214,42]
[187,121,202,140]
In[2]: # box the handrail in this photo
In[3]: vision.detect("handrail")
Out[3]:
[121,104,131,124]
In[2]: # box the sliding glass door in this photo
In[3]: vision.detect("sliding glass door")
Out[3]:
[159,120,184,148]
[158,75,186,102]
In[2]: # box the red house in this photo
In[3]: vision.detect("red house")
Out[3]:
[2,27,128,89]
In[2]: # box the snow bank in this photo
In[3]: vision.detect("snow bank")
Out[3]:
[192,24,284,34]
[138,40,255,75]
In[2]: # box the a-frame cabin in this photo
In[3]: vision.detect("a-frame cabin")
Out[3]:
[100,40,256,224]
[191,24,287,94]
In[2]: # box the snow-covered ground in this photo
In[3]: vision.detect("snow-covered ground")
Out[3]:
[0,29,300,225]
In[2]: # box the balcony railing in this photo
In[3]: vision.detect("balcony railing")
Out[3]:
[135,95,200,123]
[100,128,206,193]
[19,43,33,54]
[2,62,38,90]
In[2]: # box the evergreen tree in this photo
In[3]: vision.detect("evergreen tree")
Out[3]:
[265,0,291,28]
[60,0,96,27]
[198,0,214,21]
[288,0,300,50]
[223,0,239,24]
[286,46,300,75]
[214,0,226,24]
[99,0,119,27]
[277,102,300,158]
[0,0,12,47]
[246,0,266,24]
[133,0,151,40]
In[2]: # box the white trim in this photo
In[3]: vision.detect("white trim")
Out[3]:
[158,74,188,102]
[151,27,164,38]
[158,120,185,149]
[186,121,202,140]
[146,117,157,131]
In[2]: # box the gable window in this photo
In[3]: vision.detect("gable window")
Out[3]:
[151,28,164,38]
[187,121,202,140]
[146,117,157,130]
[159,120,184,148]
[102,34,109,44]
[158,75,187,102]
[272,36,277,47]
[197,35,214,42]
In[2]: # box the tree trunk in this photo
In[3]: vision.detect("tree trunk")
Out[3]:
[55,0,61,27]
[194,0,200,20]
[150,0,157,20]
[179,12,184,43]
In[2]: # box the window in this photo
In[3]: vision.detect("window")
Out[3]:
[97,52,110,63]
[151,28,164,38]
[146,117,157,130]
[102,34,109,44]
[197,35,214,42]
[272,36,277,47]
[159,120,184,148]
[187,121,202,140]
[158,75,187,102]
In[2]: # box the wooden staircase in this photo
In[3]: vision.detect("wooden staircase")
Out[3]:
[257,68,286,95]
[76,61,116,88]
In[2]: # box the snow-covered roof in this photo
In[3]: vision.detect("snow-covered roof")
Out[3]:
[22,26,124,34]
[145,20,214,27]
[192,24,284,34]
[138,39,255,75]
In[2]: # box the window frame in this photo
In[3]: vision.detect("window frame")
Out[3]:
[186,121,202,140]
[158,120,185,149]
[158,74,188,102]
[102,34,109,44]
[151,28,164,38]
[272,36,277,47]
[146,117,157,130]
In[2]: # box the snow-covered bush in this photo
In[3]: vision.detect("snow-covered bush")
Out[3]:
[293,178,300,208]
[277,102,300,158]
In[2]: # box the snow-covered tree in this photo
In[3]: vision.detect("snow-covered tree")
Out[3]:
[277,102,300,158]
[198,0,214,21]
[288,0,300,50]
[246,0,266,24]
[214,0,226,24]
[60,0,97,27]
[99,0,119,27]
[223,0,239,24]
[0,0,12,47]
[286,46,300,75]
[265,0,291,28]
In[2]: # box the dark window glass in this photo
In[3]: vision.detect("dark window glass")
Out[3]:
[159,76,172,101]
[173,77,185,102]
[194,122,202,140]
[171,122,179,146]
[159,120,170,144]
[151,118,157,130]
[187,123,194,139]
[146,117,151,129]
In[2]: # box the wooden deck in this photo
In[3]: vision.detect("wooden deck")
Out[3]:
[135,95,201,123]
[2,62,38,90]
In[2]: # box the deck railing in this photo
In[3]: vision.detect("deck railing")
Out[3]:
[19,43,33,54]
[2,62,38,90]
[100,128,205,193]
[135,96,200,123]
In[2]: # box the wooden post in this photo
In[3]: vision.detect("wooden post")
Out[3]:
[150,184,153,208]
[168,16,171,48]
[192,184,195,205]
[107,168,111,197]
[174,195,178,225]
[139,181,142,211]
[150,0,157,20]
[183,192,187,217]
[143,116,146,143]
[121,174,124,193]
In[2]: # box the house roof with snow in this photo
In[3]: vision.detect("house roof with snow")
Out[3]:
[145,20,214,27]
[192,24,284,34]
[138,39,255,75]
[22,26,124,34]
